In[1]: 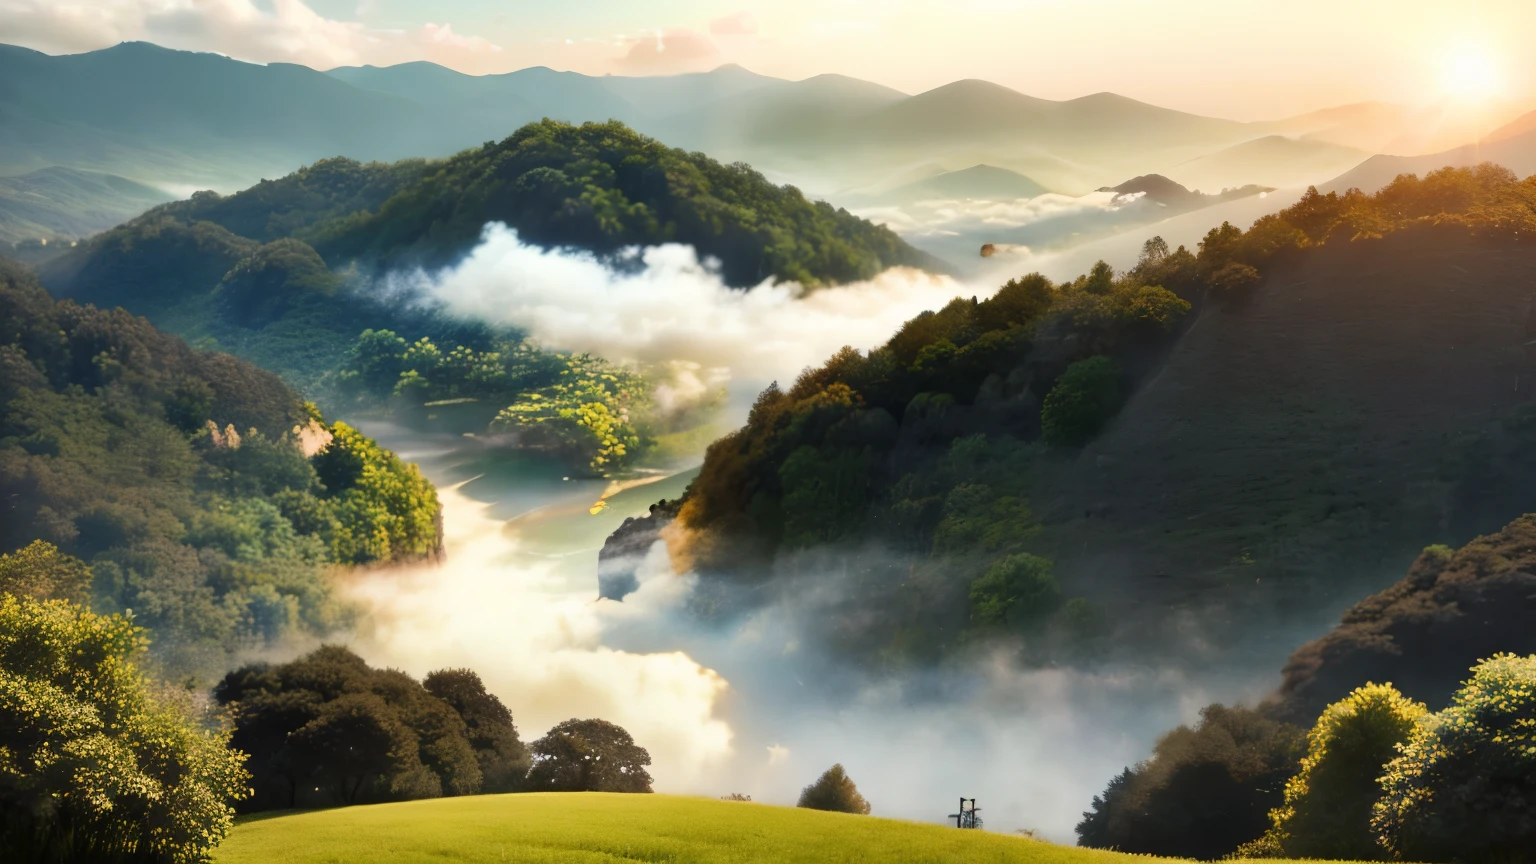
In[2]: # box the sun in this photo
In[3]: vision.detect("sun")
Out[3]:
[1441,49,1501,102]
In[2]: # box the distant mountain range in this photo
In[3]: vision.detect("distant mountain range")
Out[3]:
[4,40,1534,244]
[1323,109,1536,193]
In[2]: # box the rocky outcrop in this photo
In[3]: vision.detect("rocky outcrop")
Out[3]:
[597,498,680,601]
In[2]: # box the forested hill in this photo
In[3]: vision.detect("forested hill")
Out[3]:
[0,258,440,680]
[602,164,1536,669]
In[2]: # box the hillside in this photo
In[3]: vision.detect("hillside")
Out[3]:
[0,166,171,244]
[1166,135,1369,192]
[211,793,1202,864]
[1323,127,1536,194]
[857,164,1051,205]
[602,165,1536,669]
[0,256,440,680]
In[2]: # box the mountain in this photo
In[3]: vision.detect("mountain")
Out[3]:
[600,164,1536,671]
[1322,127,1536,194]
[0,166,172,244]
[857,164,1050,205]
[1166,135,1369,192]
[3,40,1408,210]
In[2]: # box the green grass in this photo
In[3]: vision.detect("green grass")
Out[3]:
[214,793,1191,864]
[214,793,1376,864]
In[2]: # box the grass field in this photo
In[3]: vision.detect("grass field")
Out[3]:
[212,793,1356,864]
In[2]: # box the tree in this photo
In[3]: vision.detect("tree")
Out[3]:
[1251,683,1427,860]
[0,595,249,863]
[424,668,530,792]
[797,764,871,814]
[1041,356,1121,446]
[289,693,423,805]
[527,718,653,793]
[1373,654,1536,863]
[0,541,91,603]
[1075,704,1304,859]
[969,553,1059,627]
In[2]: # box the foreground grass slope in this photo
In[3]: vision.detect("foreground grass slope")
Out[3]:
[213,793,1357,864]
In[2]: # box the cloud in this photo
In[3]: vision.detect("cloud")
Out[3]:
[615,27,722,73]
[709,11,758,37]
[0,0,505,72]
[400,223,971,402]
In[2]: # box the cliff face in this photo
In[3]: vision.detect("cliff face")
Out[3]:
[1267,513,1536,723]
[597,498,681,601]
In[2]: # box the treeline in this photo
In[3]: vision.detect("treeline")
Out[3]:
[1,554,654,863]
[649,163,1536,664]
[1076,514,1536,862]
[0,259,438,680]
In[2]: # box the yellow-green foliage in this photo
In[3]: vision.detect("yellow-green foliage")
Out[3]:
[1247,683,1426,861]
[0,540,92,603]
[0,595,250,863]
[1372,654,1536,863]
[313,422,440,563]
[493,356,651,476]
[214,792,1195,864]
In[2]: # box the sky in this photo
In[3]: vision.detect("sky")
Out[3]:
[2,0,1533,120]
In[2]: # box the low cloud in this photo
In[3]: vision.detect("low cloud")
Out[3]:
[615,27,722,73]
[0,0,504,72]
[709,11,759,37]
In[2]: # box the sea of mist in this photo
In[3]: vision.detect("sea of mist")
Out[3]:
[336,221,1309,839]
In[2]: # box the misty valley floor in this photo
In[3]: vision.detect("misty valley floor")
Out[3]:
[212,793,1386,863]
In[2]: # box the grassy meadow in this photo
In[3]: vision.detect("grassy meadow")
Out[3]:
[212,793,1364,864]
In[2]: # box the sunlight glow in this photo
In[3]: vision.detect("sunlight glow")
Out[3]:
[1442,49,1502,102]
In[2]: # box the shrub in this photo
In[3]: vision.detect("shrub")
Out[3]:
[0,595,250,863]
[1041,356,1121,446]
[1253,682,1427,860]
[1373,654,1536,863]
[797,764,871,814]
[968,553,1059,627]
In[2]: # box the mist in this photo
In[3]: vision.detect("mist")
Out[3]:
[341,225,1296,841]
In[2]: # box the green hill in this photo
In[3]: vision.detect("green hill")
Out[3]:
[212,793,1220,864]
[0,165,172,244]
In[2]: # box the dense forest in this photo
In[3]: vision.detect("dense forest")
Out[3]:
[37,121,935,473]
[0,258,439,680]
[601,164,1536,665]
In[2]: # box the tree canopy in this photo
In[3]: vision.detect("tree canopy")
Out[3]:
[796,764,872,815]
[526,718,653,793]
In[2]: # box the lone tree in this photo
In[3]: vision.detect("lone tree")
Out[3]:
[527,718,653,792]
[797,764,872,815]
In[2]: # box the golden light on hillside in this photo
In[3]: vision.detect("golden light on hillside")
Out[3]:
[1441,49,1501,102]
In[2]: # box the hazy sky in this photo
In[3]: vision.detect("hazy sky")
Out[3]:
[3,0,1533,119]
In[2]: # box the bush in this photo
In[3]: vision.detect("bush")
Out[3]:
[1373,654,1536,863]
[1041,356,1122,446]
[0,595,250,863]
[1250,682,1427,860]
[968,553,1059,628]
[797,764,871,814]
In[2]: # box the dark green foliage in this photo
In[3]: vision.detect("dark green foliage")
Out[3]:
[213,239,339,328]
[1372,654,1536,864]
[216,646,516,809]
[0,594,250,864]
[1074,704,1304,859]
[0,259,438,679]
[968,553,1059,627]
[1041,356,1121,446]
[424,669,531,793]
[526,718,653,793]
[797,764,871,815]
[316,120,940,287]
